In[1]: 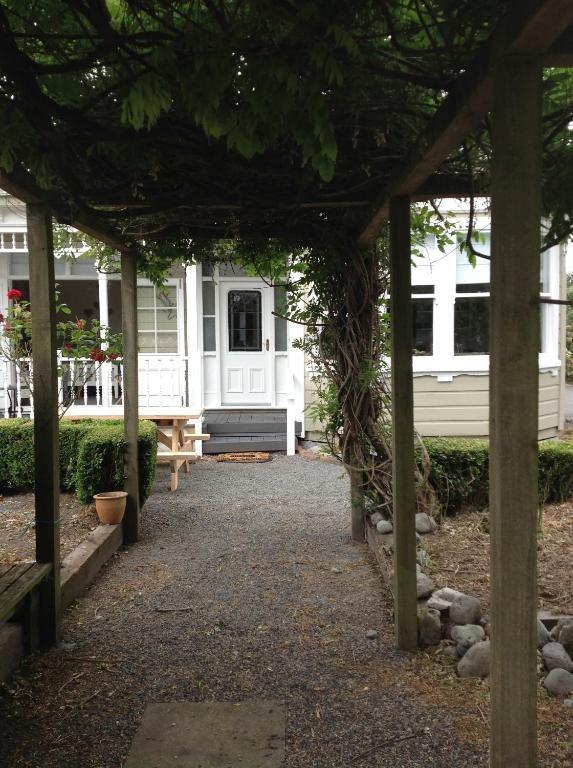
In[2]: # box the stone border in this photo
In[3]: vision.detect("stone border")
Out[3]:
[0,524,123,684]
[366,513,573,703]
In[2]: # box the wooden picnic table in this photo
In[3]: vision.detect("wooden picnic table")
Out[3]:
[62,407,209,491]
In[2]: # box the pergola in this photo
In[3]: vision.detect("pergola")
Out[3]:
[1,2,573,765]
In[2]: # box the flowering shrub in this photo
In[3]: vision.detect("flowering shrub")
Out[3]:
[1,289,122,417]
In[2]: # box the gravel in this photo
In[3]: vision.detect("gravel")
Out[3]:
[0,455,484,767]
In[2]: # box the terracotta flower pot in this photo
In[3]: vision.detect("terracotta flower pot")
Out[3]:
[93,491,127,525]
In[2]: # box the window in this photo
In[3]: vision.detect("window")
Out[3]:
[202,280,216,352]
[274,285,288,352]
[1,232,27,251]
[228,290,262,351]
[454,234,490,355]
[137,285,178,353]
[412,285,434,355]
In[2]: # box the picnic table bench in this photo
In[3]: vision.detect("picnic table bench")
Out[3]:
[62,407,210,491]
[0,562,52,651]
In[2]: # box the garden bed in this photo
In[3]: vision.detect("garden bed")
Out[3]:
[423,502,573,617]
[0,492,98,564]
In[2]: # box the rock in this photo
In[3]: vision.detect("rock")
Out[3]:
[330,566,342,573]
[550,617,572,642]
[418,607,442,646]
[416,572,435,599]
[427,595,451,613]
[451,624,485,655]
[376,519,393,534]
[457,640,490,678]
[442,645,460,659]
[543,668,573,697]
[450,594,482,625]
[537,618,552,649]
[432,587,465,605]
[564,699,573,709]
[415,513,437,534]
[370,512,384,526]
[558,620,573,654]
[542,643,573,673]
[366,629,378,640]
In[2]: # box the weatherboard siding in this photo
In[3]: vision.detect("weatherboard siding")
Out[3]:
[304,368,561,440]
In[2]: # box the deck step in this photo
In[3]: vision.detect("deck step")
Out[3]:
[204,420,287,435]
[203,433,287,454]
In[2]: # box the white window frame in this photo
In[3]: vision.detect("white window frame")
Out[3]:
[136,280,184,356]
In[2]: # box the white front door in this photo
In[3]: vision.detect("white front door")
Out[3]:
[220,281,272,405]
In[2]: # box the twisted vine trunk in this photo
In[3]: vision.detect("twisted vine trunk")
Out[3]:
[326,240,392,540]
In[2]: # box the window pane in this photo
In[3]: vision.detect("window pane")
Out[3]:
[157,286,177,307]
[540,250,550,293]
[203,317,216,351]
[228,290,262,351]
[201,261,215,277]
[454,297,489,354]
[455,283,490,294]
[274,286,288,351]
[413,298,433,355]
[70,259,96,275]
[456,233,490,285]
[156,308,178,330]
[202,281,215,315]
[137,286,155,305]
[137,309,155,331]
[157,332,178,353]
[412,285,433,295]
[220,262,247,277]
[138,333,156,353]
[9,253,28,275]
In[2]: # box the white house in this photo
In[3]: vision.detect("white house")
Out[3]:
[0,192,566,451]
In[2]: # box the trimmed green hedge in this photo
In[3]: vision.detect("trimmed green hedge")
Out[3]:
[422,436,573,514]
[0,419,157,504]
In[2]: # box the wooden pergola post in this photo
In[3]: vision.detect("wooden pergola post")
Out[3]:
[389,196,418,651]
[27,203,60,646]
[489,55,542,768]
[121,250,140,544]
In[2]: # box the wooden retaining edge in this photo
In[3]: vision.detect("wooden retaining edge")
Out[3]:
[0,523,123,683]
[365,521,395,597]
[60,523,123,610]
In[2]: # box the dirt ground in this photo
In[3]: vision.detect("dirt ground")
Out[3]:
[0,492,99,564]
[423,503,573,618]
[413,503,573,766]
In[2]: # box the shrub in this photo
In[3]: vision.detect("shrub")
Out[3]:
[0,419,157,504]
[421,436,573,514]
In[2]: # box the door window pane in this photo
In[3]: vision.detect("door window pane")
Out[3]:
[454,297,489,354]
[413,298,433,355]
[228,290,262,351]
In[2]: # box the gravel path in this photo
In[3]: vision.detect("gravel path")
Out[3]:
[0,455,484,767]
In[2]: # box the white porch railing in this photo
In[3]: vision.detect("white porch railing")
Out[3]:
[0,355,190,416]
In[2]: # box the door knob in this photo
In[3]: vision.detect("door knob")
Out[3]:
[265,339,270,351]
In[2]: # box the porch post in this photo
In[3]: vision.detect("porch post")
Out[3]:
[121,250,140,543]
[27,203,60,646]
[489,55,542,768]
[389,196,418,651]
[97,270,112,406]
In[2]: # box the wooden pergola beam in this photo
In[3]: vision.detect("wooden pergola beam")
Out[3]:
[357,0,573,248]
[0,170,129,252]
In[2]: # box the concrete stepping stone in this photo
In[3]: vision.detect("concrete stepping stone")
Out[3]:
[125,700,285,767]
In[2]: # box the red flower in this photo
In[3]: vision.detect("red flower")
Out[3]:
[7,288,23,301]
[0,313,4,323]
[107,353,118,361]
[62,343,72,350]
[89,348,106,362]
[75,318,86,329]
